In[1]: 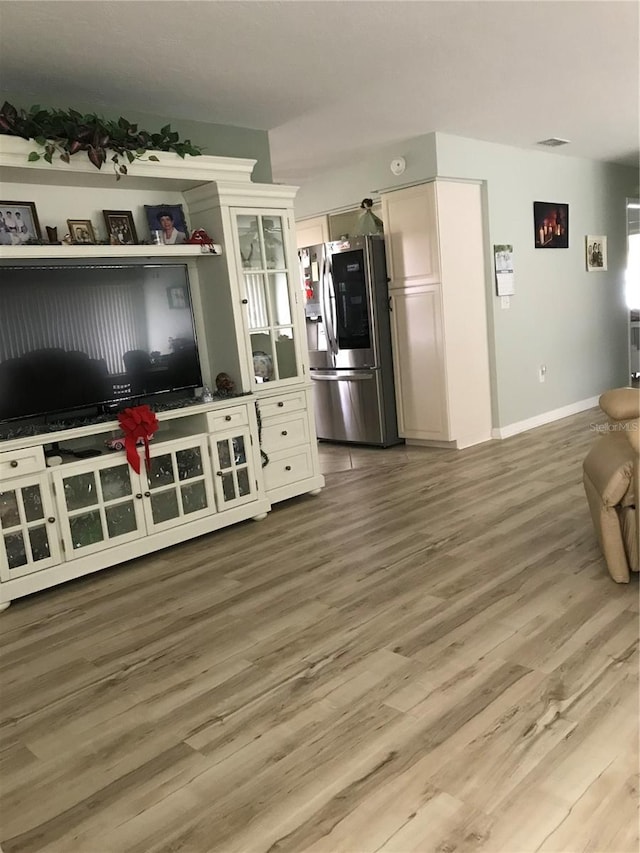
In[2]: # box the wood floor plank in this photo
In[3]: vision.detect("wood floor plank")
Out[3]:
[0,407,638,853]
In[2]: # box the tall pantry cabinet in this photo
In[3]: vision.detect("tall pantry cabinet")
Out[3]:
[381,180,493,449]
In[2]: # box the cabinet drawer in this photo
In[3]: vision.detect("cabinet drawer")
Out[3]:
[262,413,308,454]
[259,391,306,420]
[0,446,46,481]
[207,405,249,433]
[263,446,312,491]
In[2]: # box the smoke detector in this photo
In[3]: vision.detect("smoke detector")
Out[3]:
[537,137,571,148]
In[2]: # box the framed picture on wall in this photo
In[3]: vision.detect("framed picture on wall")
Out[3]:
[586,235,608,271]
[167,285,188,310]
[533,201,569,248]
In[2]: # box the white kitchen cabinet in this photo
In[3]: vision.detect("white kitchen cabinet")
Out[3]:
[296,215,329,249]
[388,284,448,440]
[382,180,492,448]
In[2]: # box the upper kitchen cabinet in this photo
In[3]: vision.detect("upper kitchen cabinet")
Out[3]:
[383,183,440,287]
[296,215,329,250]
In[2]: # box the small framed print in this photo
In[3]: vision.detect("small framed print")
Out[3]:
[144,203,188,245]
[67,219,96,244]
[586,235,607,271]
[103,210,138,245]
[533,201,569,248]
[0,200,42,244]
[167,285,188,310]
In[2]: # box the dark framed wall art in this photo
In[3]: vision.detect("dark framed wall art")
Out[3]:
[534,201,569,248]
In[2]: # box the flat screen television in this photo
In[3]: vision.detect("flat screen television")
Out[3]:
[0,262,203,423]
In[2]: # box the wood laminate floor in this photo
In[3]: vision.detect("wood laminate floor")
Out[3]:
[0,408,638,853]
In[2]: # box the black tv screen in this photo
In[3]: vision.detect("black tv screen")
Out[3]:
[0,262,203,422]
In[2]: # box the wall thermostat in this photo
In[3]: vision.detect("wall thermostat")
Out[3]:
[390,157,406,176]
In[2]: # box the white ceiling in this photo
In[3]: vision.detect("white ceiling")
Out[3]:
[0,0,638,185]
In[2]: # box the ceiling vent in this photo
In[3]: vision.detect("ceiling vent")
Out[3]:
[537,137,571,148]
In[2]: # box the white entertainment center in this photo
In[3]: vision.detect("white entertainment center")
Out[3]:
[0,138,325,610]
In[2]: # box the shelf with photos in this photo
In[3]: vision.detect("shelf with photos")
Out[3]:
[0,243,222,259]
[0,199,222,259]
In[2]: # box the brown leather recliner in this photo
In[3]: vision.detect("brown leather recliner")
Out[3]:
[583,387,640,582]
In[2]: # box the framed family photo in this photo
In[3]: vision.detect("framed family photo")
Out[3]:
[586,236,608,271]
[144,203,188,245]
[67,219,96,244]
[103,209,138,245]
[0,200,42,244]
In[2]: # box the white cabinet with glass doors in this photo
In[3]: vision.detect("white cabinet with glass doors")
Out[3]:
[232,209,302,387]
[0,472,61,580]
[51,435,217,560]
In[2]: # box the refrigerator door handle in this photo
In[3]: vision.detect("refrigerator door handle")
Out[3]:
[310,371,375,381]
[323,251,339,358]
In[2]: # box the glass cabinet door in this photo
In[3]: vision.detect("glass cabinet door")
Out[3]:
[143,436,216,533]
[52,457,145,559]
[0,473,61,580]
[210,428,257,510]
[234,210,301,386]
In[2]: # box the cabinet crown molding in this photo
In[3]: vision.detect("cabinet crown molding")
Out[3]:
[0,136,257,188]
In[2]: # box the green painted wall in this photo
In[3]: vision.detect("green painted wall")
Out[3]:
[295,132,639,429]
[295,133,438,219]
[1,91,273,183]
[435,133,638,427]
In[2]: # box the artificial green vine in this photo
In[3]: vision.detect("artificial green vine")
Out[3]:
[0,102,203,179]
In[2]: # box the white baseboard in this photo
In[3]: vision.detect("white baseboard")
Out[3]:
[492,395,600,439]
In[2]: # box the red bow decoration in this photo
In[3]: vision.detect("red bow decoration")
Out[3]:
[117,405,159,475]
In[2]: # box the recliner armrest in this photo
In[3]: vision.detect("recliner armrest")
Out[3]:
[599,387,640,422]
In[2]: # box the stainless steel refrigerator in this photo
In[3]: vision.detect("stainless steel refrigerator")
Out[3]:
[300,235,401,446]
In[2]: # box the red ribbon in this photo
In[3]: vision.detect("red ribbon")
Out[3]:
[117,405,159,475]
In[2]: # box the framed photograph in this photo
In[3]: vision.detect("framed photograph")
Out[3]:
[533,201,569,248]
[167,285,188,310]
[586,236,608,271]
[67,219,96,244]
[0,200,42,245]
[102,210,138,245]
[144,203,188,245]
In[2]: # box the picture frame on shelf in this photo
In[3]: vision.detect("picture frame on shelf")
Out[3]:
[144,204,188,245]
[102,210,138,245]
[0,200,42,244]
[586,235,608,271]
[67,219,96,244]
[533,201,569,248]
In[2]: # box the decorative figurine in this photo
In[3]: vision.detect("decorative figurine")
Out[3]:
[186,228,214,246]
[215,372,236,395]
[200,384,214,403]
